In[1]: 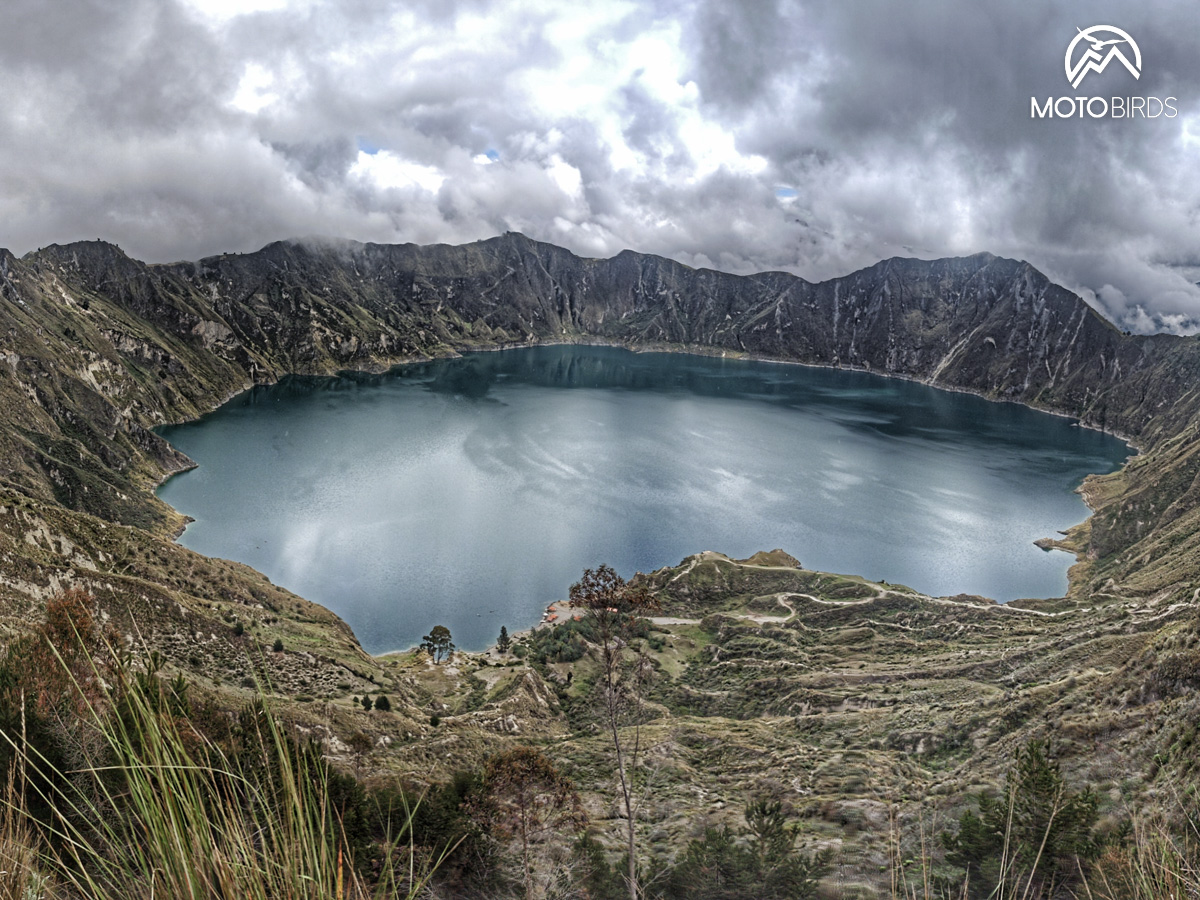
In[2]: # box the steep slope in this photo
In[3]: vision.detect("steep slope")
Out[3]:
[360,550,1200,892]
[4,233,1200,598]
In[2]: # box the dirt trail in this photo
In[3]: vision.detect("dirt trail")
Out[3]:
[647,587,1068,628]
[649,593,801,627]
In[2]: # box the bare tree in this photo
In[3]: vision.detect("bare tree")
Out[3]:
[569,565,657,900]
[347,731,373,780]
[473,746,588,900]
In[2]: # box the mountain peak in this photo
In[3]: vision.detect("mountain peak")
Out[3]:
[22,240,144,283]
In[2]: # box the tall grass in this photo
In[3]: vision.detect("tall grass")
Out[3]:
[890,797,1200,900]
[1,646,446,900]
[1088,814,1200,900]
[0,766,45,900]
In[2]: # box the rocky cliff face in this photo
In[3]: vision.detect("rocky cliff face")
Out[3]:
[3,233,1200,594]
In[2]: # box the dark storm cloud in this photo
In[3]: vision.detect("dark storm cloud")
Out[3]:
[1,0,1198,331]
[271,138,360,189]
[682,0,803,111]
[1,0,235,133]
[677,0,1200,328]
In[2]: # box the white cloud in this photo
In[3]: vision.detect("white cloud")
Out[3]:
[229,63,278,114]
[180,0,295,25]
[545,155,583,201]
[348,151,446,194]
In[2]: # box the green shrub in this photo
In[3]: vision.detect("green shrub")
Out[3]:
[665,798,830,899]
[942,740,1099,898]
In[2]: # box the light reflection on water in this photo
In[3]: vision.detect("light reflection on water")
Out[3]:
[156,346,1130,653]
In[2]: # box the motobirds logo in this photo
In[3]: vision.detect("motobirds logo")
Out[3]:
[1066,25,1140,88]
[1031,25,1177,119]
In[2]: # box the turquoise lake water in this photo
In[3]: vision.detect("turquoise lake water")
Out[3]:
[156,346,1130,653]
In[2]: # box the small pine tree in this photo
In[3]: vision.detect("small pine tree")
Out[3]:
[666,798,830,899]
[232,622,244,637]
[497,625,511,655]
[272,638,284,652]
[943,740,1099,898]
[374,694,391,712]
[360,695,373,711]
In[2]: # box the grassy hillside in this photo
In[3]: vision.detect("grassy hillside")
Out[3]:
[2,234,1200,895]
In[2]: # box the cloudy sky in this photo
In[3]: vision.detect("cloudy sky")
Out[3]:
[3,0,1199,332]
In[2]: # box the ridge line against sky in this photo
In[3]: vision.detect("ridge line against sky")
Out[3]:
[22,232,1027,291]
[2,0,1199,333]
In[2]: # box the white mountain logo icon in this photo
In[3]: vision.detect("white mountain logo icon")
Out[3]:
[1066,26,1142,89]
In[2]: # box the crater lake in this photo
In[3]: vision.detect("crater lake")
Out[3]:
[155,345,1130,653]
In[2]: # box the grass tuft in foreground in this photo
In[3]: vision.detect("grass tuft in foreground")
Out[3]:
[0,593,448,899]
